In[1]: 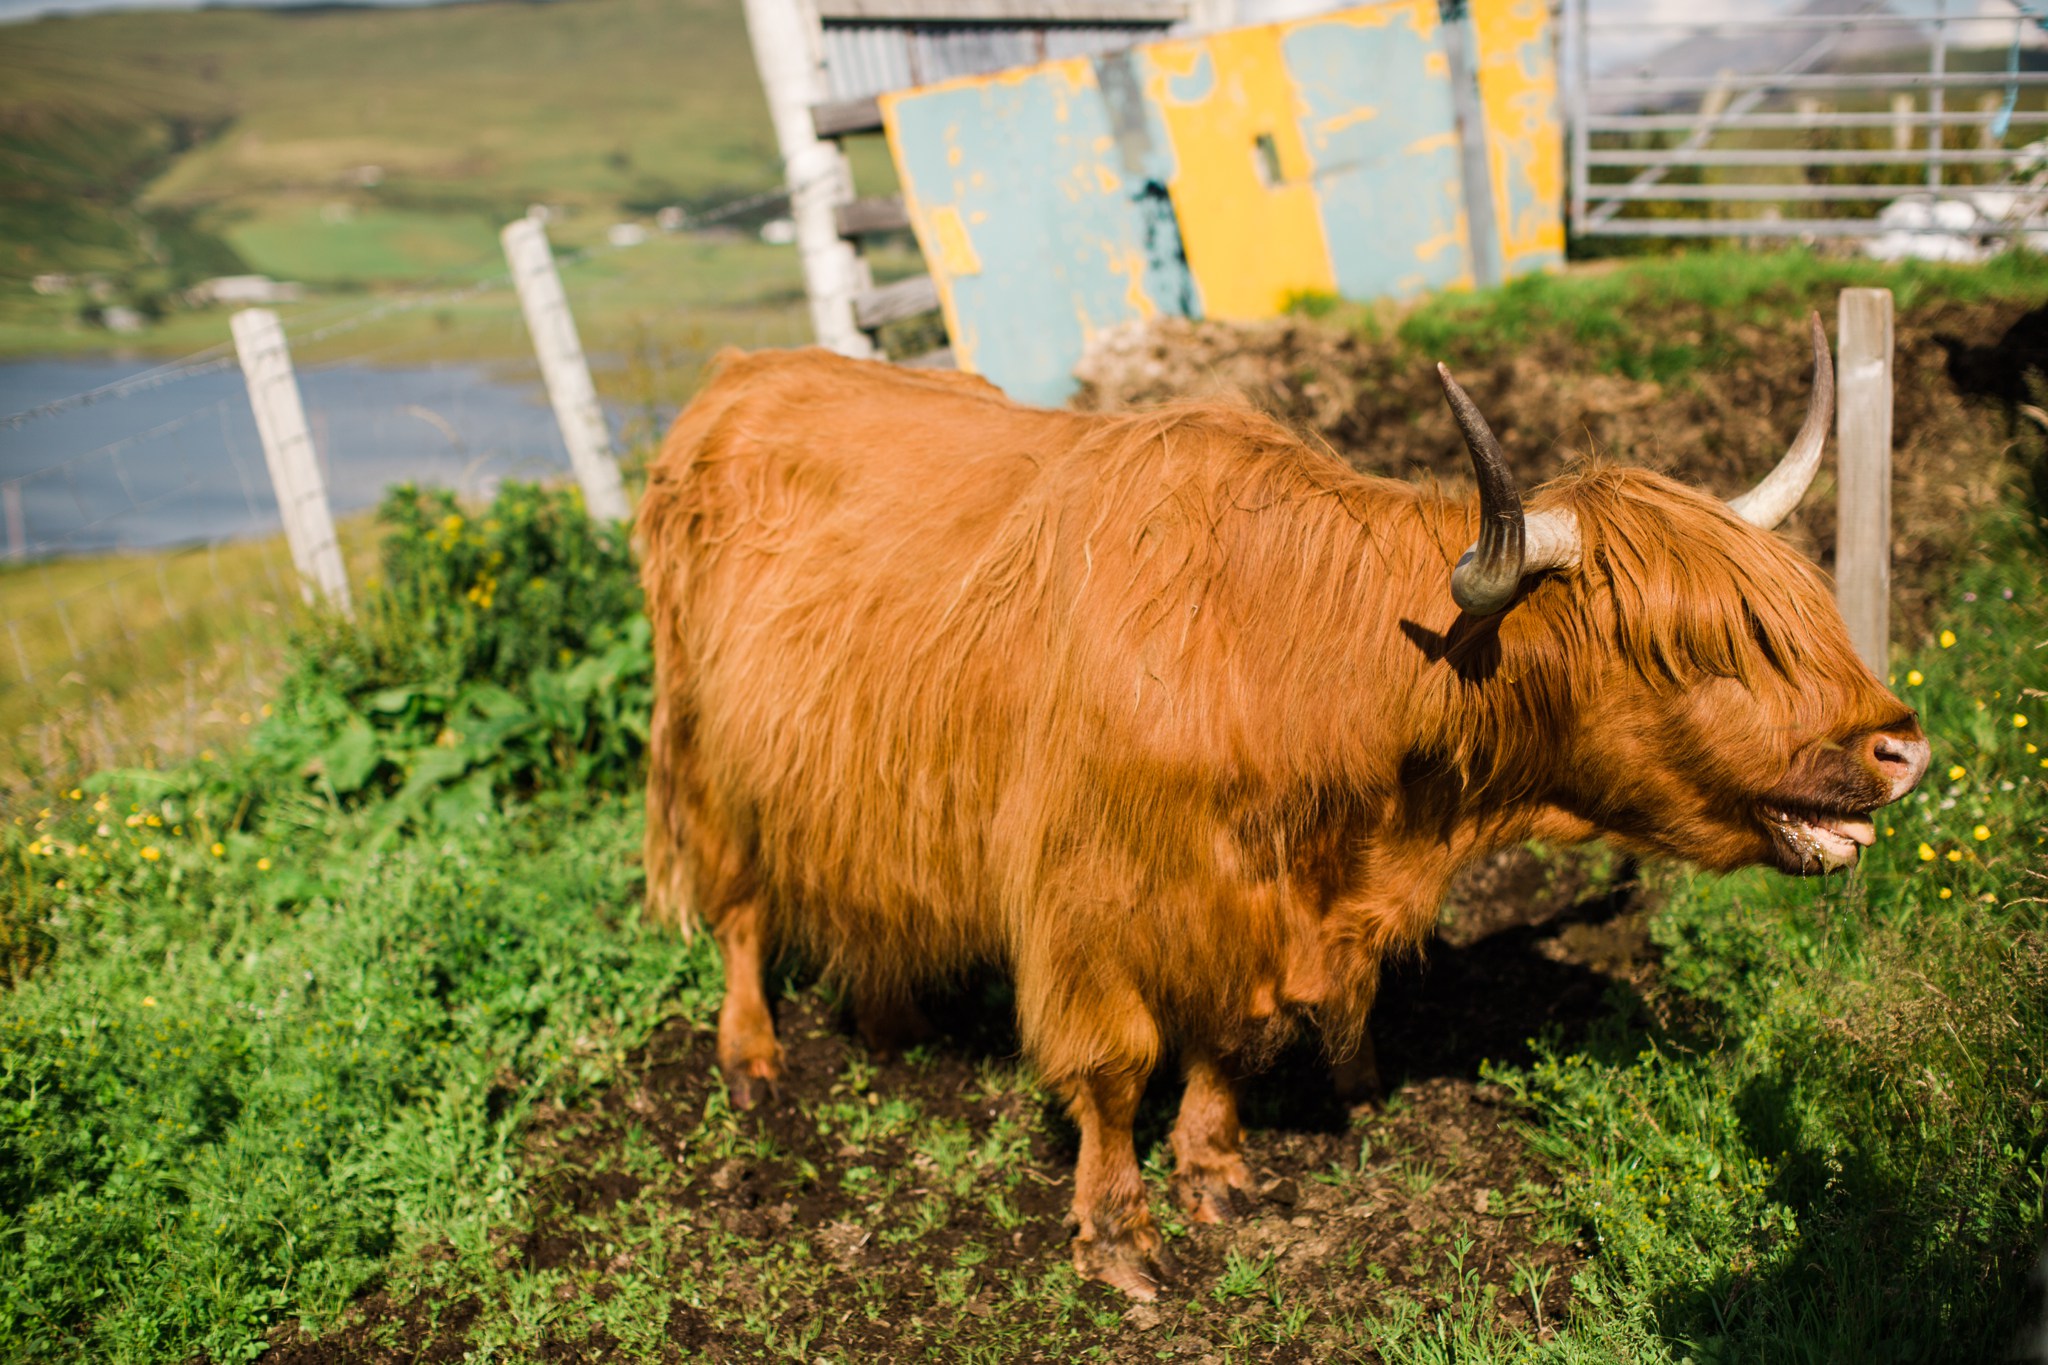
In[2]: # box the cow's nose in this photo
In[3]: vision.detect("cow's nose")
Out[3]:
[1869,731,1931,801]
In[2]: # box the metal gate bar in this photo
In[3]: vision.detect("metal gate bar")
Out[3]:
[1569,0,2048,242]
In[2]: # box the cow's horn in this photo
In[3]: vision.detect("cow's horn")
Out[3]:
[1727,312,1834,530]
[1439,363,1581,616]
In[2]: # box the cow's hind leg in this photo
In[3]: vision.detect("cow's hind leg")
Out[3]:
[712,895,781,1109]
[851,981,935,1059]
[1169,1051,1254,1223]
[1330,1029,1383,1108]
[1063,1065,1175,1300]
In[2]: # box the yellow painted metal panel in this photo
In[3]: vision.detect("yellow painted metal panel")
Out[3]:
[1472,0,1565,273]
[1139,30,1337,320]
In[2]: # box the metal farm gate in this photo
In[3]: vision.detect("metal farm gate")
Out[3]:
[1567,0,2048,247]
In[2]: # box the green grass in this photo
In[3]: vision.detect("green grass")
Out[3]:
[0,783,704,1361]
[221,202,507,288]
[1381,246,2048,382]
[1497,513,2048,1363]
[0,522,381,802]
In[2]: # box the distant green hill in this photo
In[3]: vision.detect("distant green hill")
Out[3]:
[0,0,784,321]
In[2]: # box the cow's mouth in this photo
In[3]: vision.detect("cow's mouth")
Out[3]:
[1761,803,1877,872]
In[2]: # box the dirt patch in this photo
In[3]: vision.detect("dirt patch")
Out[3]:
[1074,296,2048,638]
[264,848,1640,1362]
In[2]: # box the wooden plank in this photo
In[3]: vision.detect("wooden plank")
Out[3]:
[812,97,884,138]
[1836,287,1894,676]
[816,0,1182,19]
[901,347,956,369]
[855,275,941,329]
[501,218,633,522]
[836,195,912,236]
[229,309,352,614]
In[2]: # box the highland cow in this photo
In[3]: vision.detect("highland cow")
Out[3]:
[637,315,1929,1297]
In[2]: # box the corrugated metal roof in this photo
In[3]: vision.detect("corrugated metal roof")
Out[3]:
[822,21,1171,101]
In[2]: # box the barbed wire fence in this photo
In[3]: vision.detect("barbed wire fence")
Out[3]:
[0,185,814,804]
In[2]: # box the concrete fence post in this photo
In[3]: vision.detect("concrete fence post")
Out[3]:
[1836,287,1894,676]
[500,217,633,522]
[230,308,353,615]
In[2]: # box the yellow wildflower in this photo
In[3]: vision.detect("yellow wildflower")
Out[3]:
[1905,670,1924,686]
[1948,765,1967,781]
[66,788,81,801]
[145,814,160,828]
[257,857,272,871]
[210,843,225,858]
[1918,843,1937,862]
[2017,714,2031,729]
[141,996,156,1008]
[140,847,160,862]
[1946,849,1964,863]
[1939,630,1957,648]
[1974,825,1991,841]
[1939,888,1953,900]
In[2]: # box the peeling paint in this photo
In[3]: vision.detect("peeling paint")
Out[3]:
[929,206,983,276]
[883,0,1562,403]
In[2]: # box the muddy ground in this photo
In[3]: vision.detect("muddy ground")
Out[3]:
[262,847,1644,1363]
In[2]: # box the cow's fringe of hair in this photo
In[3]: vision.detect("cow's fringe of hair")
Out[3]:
[638,349,1889,1083]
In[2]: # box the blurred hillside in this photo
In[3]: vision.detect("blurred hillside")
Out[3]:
[0,0,802,343]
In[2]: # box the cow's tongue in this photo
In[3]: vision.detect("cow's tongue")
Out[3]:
[1826,815,1877,847]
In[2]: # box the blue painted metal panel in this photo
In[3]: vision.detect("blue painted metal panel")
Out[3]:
[1283,13,1471,300]
[886,59,1193,404]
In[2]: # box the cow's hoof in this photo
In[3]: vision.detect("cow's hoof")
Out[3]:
[1073,1229,1177,1300]
[720,1060,780,1111]
[1171,1166,1255,1224]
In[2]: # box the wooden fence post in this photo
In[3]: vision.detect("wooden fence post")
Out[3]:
[3,482,22,561]
[1836,287,1894,676]
[500,217,633,523]
[230,308,353,615]
[741,0,874,357]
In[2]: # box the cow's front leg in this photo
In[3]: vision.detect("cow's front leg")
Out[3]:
[1169,1050,1253,1223]
[1062,1064,1174,1299]
[711,895,781,1109]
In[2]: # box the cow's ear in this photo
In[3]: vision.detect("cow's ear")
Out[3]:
[1437,364,1580,616]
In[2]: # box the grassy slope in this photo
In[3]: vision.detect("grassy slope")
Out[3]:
[0,519,384,801]
[0,0,857,356]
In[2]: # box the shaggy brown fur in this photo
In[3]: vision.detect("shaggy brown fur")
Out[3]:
[638,347,1925,1297]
